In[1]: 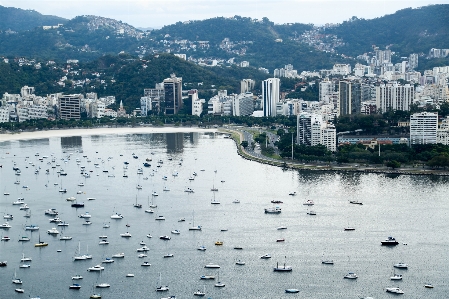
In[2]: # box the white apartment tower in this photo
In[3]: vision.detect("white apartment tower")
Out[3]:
[410,112,438,145]
[59,94,82,120]
[297,112,336,151]
[240,79,255,94]
[376,82,415,112]
[437,116,449,145]
[262,78,280,117]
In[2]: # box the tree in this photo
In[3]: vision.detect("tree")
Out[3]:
[385,160,401,169]
[240,141,248,148]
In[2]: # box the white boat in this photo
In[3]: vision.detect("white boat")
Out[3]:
[386,287,404,294]
[102,258,114,263]
[19,204,30,210]
[60,236,73,240]
[214,272,225,287]
[264,206,281,214]
[78,212,91,218]
[58,222,69,227]
[184,187,194,193]
[193,287,206,296]
[137,246,150,252]
[321,260,334,265]
[152,191,159,196]
[99,240,109,245]
[393,262,408,269]
[120,232,132,238]
[285,289,300,293]
[96,283,110,288]
[200,275,215,280]
[163,186,170,191]
[163,253,174,258]
[15,288,25,293]
[138,253,147,258]
[344,272,358,279]
[44,208,58,216]
[18,236,30,242]
[83,221,92,225]
[25,225,39,231]
[126,274,134,277]
[307,210,317,215]
[47,227,60,235]
[141,261,151,267]
[235,260,245,265]
[381,236,399,246]
[204,263,220,268]
[87,265,104,271]
[390,273,403,280]
[197,245,206,251]
[49,217,63,223]
[424,283,434,288]
[159,235,171,240]
[155,215,166,221]
[112,253,125,258]
[277,226,287,230]
[156,272,169,291]
[260,254,271,259]
[3,214,13,220]
[0,222,11,229]
[1,236,10,241]
[273,259,292,272]
[232,199,240,203]
[171,230,180,234]
[72,275,83,280]
[145,208,154,213]
[303,199,315,206]
[110,213,124,219]
[66,197,76,202]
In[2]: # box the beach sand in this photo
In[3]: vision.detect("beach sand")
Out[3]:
[0,126,217,142]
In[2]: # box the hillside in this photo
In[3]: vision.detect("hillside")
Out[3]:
[325,4,449,57]
[0,6,67,32]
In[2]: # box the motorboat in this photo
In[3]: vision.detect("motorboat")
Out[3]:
[72,275,83,280]
[69,284,81,290]
[264,206,281,214]
[87,265,104,271]
[60,236,73,240]
[99,240,109,245]
[19,204,30,210]
[189,225,202,231]
[66,197,76,202]
[178,218,185,222]
[0,261,7,266]
[234,246,243,250]
[146,234,152,238]
[112,253,125,258]
[138,253,147,258]
[120,232,132,238]
[393,262,408,269]
[49,217,63,223]
[71,202,84,208]
[155,215,166,221]
[303,200,315,206]
[87,197,96,201]
[25,225,39,231]
[390,273,403,280]
[21,254,32,262]
[193,289,205,296]
[1,236,10,241]
[200,275,215,280]
[344,227,355,231]
[276,238,285,242]
[277,226,287,230]
[78,212,91,218]
[12,198,25,205]
[321,260,334,265]
[260,254,271,259]
[0,222,11,229]
[285,289,300,293]
[137,246,150,252]
[381,236,399,246]
[159,235,171,240]
[82,221,92,225]
[235,260,245,265]
[344,272,358,279]
[163,253,174,258]
[307,210,317,215]
[215,241,223,245]
[156,285,169,292]
[19,263,31,268]
[204,263,220,268]
[197,245,206,251]
[58,222,69,227]
[139,241,146,245]
[271,200,283,204]
[171,230,180,234]
[126,274,134,277]
[163,186,170,191]
[184,187,194,193]
[103,223,110,228]
[102,258,114,263]
[3,214,13,220]
[15,288,25,293]
[233,199,240,203]
[110,213,124,219]
[96,283,110,288]
[44,208,58,216]
[18,236,30,242]
[424,283,434,288]
[145,208,154,213]
[90,294,101,299]
[288,192,297,196]
[141,261,151,266]
[152,191,159,196]
[386,287,404,294]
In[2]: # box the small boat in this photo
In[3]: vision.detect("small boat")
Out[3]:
[90,294,101,299]
[349,200,363,205]
[178,218,185,222]
[214,272,225,288]
[18,236,30,242]
[197,245,206,251]
[120,232,132,238]
[71,202,84,208]
[381,236,399,246]
[0,222,11,229]
[15,288,25,293]
[344,227,355,231]
[288,192,297,196]
[234,246,243,250]
[285,289,300,293]
[2,236,11,241]
[215,241,223,245]
[163,253,174,258]
[69,284,81,290]
[276,238,285,242]
[19,263,31,268]
[390,273,403,280]
[72,274,83,280]
[138,253,147,258]
[271,200,283,204]
[386,287,404,294]
[110,213,124,219]
[25,225,39,231]
[344,272,358,279]
[0,261,7,266]
[137,246,150,252]
[103,223,110,228]
[44,208,58,216]
[112,252,125,258]
[47,227,60,235]
[184,187,194,193]
[12,198,25,205]
[236,260,245,265]
[264,206,281,214]
[393,262,408,269]
[34,234,48,247]
[200,275,215,280]
[57,222,69,227]
[204,263,220,268]
[260,254,271,259]
[233,199,240,203]
[102,258,114,263]
[78,212,91,218]
[321,260,334,265]
[126,274,134,277]
[60,236,72,240]
[99,240,109,245]
[66,197,76,202]
[273,261,292,272]
[87,265,104,271]
[96,283,110,288]
[424,283,434,288]
[83,221,92,225]
[307,210,316,215]
[19,204,29,210]
[193,288,206,296]
[171,230,180,234]
[3,214,13,220]
[49,217,63,223]
[141,261,151,267]
[277,226,287,230]
[155,215,166,221]
[303,199,314,206]
[160,235,171,240]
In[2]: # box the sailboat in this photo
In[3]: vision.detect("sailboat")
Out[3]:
[95,269,110,288]
[156,272,169,291]
[133,196,142,208]
[194,286,206,296]
[214,271,225,287]
[34,233,48,247]
[211,192,220,205]
[273,256,293,272]
[12,269,22,284]
[189,211,202,231]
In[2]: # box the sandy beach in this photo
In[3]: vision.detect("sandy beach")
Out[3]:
[0,126,217,142]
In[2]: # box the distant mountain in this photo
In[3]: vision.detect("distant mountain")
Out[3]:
[0,5,67,32]
[325,4,449,57]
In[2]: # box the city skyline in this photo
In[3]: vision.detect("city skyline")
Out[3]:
[0,0,445,29]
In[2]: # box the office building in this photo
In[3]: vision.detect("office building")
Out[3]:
[164,74,182,115]
[339,80,362,116]
[59,94,82,120]
[262,78,280,117]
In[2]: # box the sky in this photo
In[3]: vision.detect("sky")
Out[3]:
[0,0,446,29]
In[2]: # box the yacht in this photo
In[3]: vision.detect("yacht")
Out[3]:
[0,222,11,229]
[381,236,399,246]
[260,254,271,259]
[155,215,166,221]
[69,284,81,290]
[159,235,171,240]
[110,213,124,219]
[47,227,60,235]
[137,246,149,252]
[72,275,83,280]
[112,253,125,258]
[386,287,404,294]
[204,263,220,268]
[99,240,109,245]
[78,212,91,218]
[273,262,292,272]
[303,200,315,206]
[171,230,180,234]
[390,273,403,280]
[393,262,408,269]
[102,258,114,263]
[344,272,358,279]
[25,225,39,231]
[87,265,104,271]
[264,206,281,214]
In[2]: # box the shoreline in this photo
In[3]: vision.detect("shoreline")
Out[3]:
[0,126,217,142]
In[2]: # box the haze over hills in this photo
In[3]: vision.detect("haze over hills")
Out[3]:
[0,4,448,73]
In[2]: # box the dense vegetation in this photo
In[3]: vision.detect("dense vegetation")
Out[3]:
[0,6,67,32]
[325,5,449,57]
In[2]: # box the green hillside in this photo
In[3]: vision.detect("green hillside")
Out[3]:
[0,6,67,32]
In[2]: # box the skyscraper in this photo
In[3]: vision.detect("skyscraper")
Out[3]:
[262,78,280,117]
[339,80,362,116]
[164,74,182,115]
[59,94,82,120]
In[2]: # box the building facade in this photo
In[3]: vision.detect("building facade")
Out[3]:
[59,94,82,120]
[339,80,362,116]
[262,78,280,117]
[376,82,415,112]
[164,74,182,115]
[410,112,438,145]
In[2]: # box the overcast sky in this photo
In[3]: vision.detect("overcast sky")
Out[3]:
[0,0,445,29]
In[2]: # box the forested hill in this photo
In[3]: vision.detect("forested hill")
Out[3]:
[0,6,67,32]
[325,4,449,57]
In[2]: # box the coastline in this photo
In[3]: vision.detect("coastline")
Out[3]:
[0,126,217,142]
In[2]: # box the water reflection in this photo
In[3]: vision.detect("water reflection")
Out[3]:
[166,133,184,153]
[61,136,82,151]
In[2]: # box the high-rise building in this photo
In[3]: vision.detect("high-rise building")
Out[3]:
[164,74,182,115]
[339,80,362,116]
[437,116,449,145]
[240,79,255,94]
[319,79,335,103]
[408,53,418,70]
[262,78,280,117]
[297,112,322,146]
[297,112,336,151]
[59,94,82,120]
[376,82,415,112]
[233,93,254,116]
[410,112,438,145]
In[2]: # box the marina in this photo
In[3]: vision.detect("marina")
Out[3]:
[0,129,447,298]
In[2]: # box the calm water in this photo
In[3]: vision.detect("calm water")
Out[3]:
[0,131,448,299]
